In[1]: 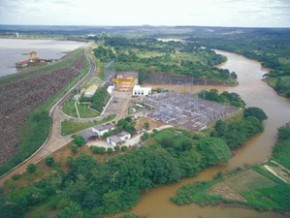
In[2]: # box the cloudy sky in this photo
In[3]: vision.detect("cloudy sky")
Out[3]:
[0,0,290,27]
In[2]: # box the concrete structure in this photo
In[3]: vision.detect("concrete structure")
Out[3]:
[92,124,115,138]
[84,85,98,98]
[107,85,115,95]
[106,131,131,146]
[133,85,152,96]
[80,130,98,142]
[113,72,138,92]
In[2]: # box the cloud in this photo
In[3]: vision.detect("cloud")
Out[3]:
[0,0,290,27]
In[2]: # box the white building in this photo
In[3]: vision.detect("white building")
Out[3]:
[132,85,152,96]
[107,85,115,95]
[84,85,98,98]
[106,131,131,147]
[92,124,115,138]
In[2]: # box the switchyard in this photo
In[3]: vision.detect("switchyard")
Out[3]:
[139,92,240,130]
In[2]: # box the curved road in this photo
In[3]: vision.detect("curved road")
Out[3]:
[0,42,97,185]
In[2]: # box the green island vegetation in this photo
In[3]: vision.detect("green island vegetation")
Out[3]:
[93,36,237,85]
[272,123,290,168]
[172,123,290,212]
[0,48,89,176]
[189,28,290,98]
[0,103,266,217]
[199,89,246,107]
[61,114,116,136]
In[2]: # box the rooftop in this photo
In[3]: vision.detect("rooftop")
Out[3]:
[93,123,115,132]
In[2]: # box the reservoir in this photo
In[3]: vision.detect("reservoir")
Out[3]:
[117,51,290,218]
[0,39,84,77]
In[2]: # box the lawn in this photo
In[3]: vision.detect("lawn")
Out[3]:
[61,114,116,136]
[62,99,78,117]
[62,99,100,118]
[77,102,100,118]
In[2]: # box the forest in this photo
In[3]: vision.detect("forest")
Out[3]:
[93,36,237,85]
[0,105,266,217]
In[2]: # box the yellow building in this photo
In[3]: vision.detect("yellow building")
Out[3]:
[113,73,137,92]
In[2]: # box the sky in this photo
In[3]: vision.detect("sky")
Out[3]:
[0,0,290,27]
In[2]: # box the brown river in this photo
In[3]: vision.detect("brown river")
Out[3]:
[111,51,290,218]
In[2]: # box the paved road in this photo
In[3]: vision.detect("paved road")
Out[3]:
[0,43,96,186]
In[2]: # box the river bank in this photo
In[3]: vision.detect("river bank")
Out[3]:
[114,50,290,218]
[172,123,290,214]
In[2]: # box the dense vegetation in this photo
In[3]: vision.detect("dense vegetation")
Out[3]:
[212,114,264,149]
[199,89,245,107]
[93,36,237,84]
[80,86,110,113]
[172,123,290,212]
[189,28,290,98]
[0,104,266,217]
[272,123,290,168]
[0,128,232,218]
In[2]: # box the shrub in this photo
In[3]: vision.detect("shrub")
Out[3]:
[70,144,78,153]
[91,146,106,154]
[121,146,128,152]
[27,163,37,174]
[11,174,21,181]
[66,156,74,168]
[141,132,149,141]
[143,122,150,129]
[244,107,268,121]
[72,135,86,147]
[114,146,120,151]
[45,156,55,167]
[107,147,113,154]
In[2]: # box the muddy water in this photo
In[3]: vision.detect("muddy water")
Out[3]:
[117,51,290,218]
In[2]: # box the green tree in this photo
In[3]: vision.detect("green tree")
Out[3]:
[102,190,123,214]
[143,122,150,129]
[114,146,120,151]
[122,212,137,218]
[244,107,268,121]
[26,163,37,174]
[66,156,74,168]
[278,124,290,141]
[214,120,227,137]
[70,144,78,153]
[141,132,149,141]
[72,135,86,147]
[121,146,128,152]
[107,147,113,154]
[45,156,55,167]
[196,137,231,165]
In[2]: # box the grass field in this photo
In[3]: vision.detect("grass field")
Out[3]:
[61,114,116,136]
[62,99,100,118]
[172,166,290,212]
